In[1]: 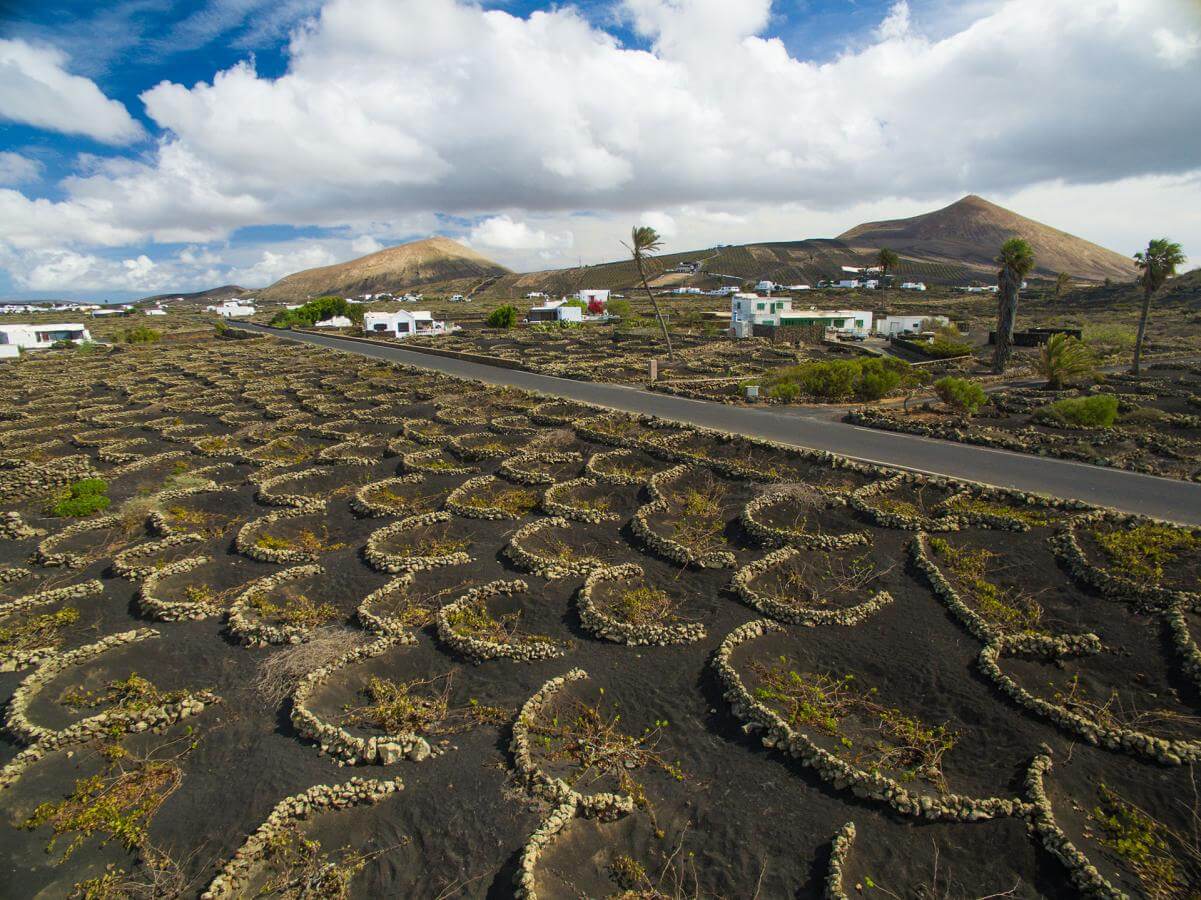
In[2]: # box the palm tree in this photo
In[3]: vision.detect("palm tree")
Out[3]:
[876,248,899,292]
[623,226,673,361]
[1037,333,1095,390]
[1054,272,1070,299]
[1131,238,1185,375]
[991,237,1036,374]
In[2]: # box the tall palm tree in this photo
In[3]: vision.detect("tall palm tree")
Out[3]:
[623,226,673,361]
[1131,238,1185,375]
[876,248,899,292]
[991,237,1035,374]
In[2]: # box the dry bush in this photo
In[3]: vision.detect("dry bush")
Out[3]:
[252,627,369,706]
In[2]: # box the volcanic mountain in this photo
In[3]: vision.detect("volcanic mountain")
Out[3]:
[837,194,1138,282]
[139,285,249,305]
[257,237,511,300]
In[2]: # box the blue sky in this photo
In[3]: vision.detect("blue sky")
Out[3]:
[0,0,1198,300]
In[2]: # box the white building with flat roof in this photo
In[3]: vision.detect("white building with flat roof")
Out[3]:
[577,289,610,305]
[207,300,256,318]
[527,300,583,323]
[363,310,450,338]
[0,323,92,350]
[876,315,950,337]
[731,295,872,336]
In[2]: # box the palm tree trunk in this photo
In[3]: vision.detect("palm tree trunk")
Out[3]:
[991,269,1019,374]
[637,257,673,361]
[1131,283,1153,375]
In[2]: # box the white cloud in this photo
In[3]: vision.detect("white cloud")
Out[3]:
[468,215,573,251]
[877,1,912,40]
[0,152,42,186]
[2,248,175,293]
[351,235,384,254]
[2,0,1200,286]
[0,39,144,144]
[639,211,678,240]
[226,244,339,286]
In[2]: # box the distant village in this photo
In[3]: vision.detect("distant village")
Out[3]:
[0,257,1033,358]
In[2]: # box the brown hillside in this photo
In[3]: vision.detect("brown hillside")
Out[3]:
[258,237,510,300]
[838,195,1138,282]
[139,285,249,304]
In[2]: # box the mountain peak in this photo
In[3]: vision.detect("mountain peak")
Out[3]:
[258,236,510,300]
[837,195,1136,281]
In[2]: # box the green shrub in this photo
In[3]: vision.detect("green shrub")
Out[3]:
[606,299,632,319]
[753,357,913,402]
[766,381,801,402]
[485,305,518,329]
[921,339,974,359]
[1033,394,1118,429]
[46,478,111,518]
[50,339,77,350]
[934,377,987,415]
[121,326,161,344]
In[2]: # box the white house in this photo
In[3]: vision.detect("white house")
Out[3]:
[527,300,583,323]
[899,282,927,292]
[784,284,812,291]
[755,280,777,294]
[0,323,92,350]
[144,308,167,316]
[731,294,872,337]
[207,300,256,318]
[525,292,547,300]
[363,310,450,338]
[577,289,610,305]
[314,316,353,328]
[876,315,950,337]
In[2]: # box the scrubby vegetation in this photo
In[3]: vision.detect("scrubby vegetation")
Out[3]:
[933,376,987,415]
[341,674,506,735]
[753,661,957,789]
[248,591,340,628]
[1033,394,1119,429]
[1092,522,1199,580]
[750,357,917,402]
[46,478,111,518]
[929,537,1044,633]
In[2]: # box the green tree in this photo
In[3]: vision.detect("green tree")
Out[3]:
[991,238,1036,374]
[269,295,361,328]
[1036,332,1095,390]
[1131,238,1186,375]
[622,226,673,361]
[876,248,899,291]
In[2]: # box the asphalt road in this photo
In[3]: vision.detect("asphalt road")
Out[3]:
[230,322,1201,524]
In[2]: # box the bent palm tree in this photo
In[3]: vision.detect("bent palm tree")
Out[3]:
[1132,238,1185,375]
[623,226,673,361]
[991,238,1035,374]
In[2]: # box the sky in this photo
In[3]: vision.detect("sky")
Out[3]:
[0,0,1199,301]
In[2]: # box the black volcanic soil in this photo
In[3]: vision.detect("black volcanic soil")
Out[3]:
[0,336,1197,898]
